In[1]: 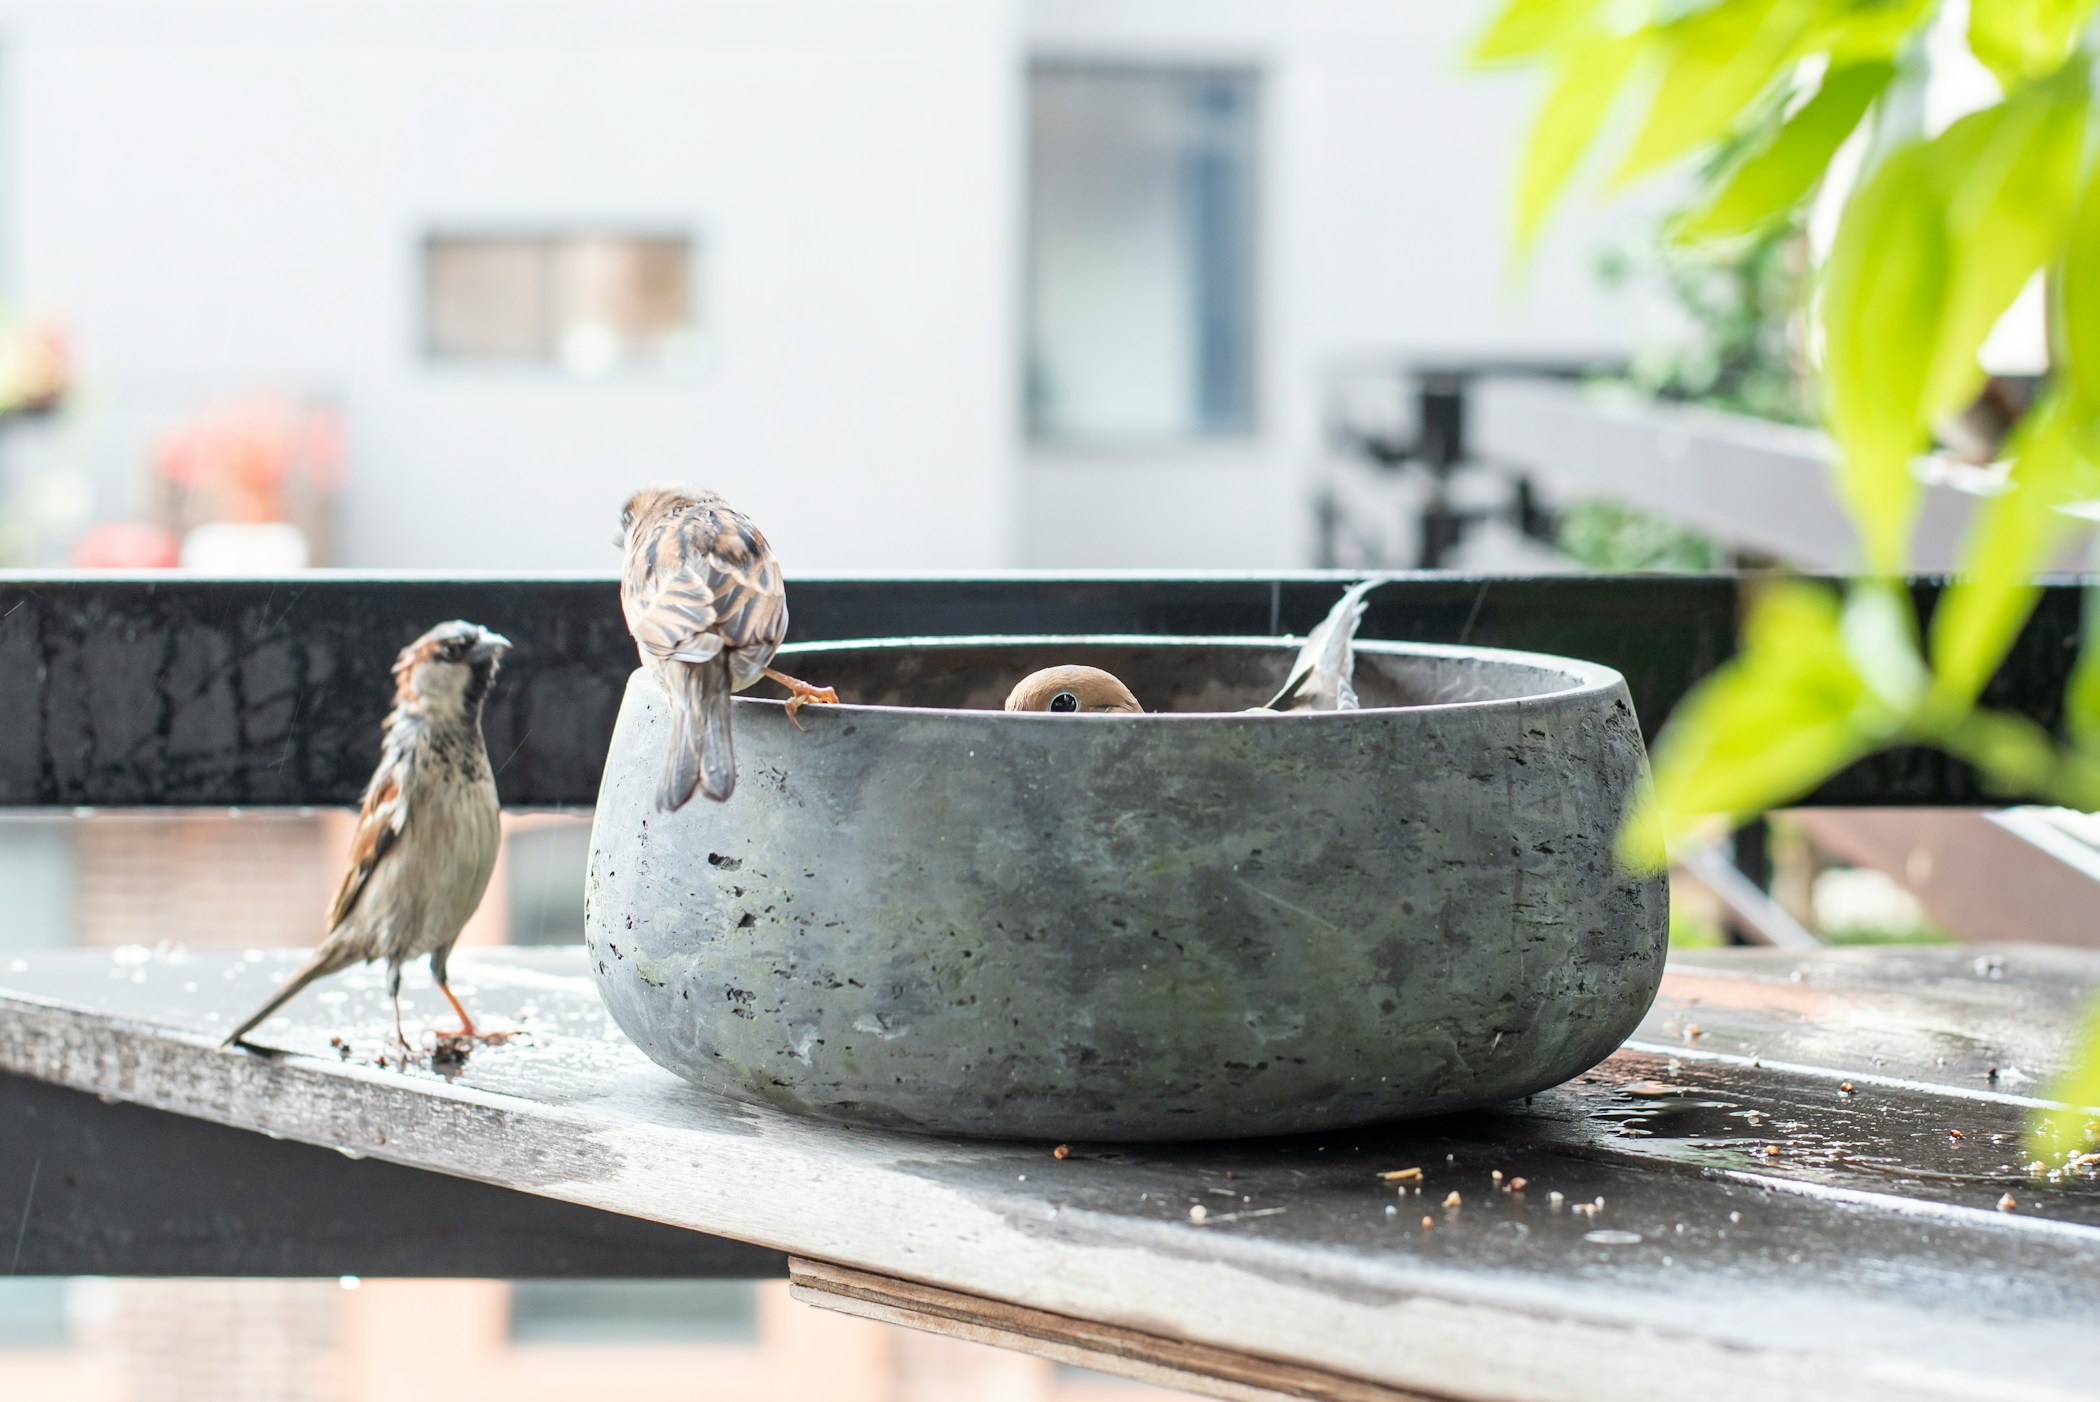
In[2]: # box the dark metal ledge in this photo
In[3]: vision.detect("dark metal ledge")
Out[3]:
[0,571,2080,807]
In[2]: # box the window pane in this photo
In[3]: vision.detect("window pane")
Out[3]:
[424,237,553,361]
[424,233,698,372]
[1026,65,1260,444]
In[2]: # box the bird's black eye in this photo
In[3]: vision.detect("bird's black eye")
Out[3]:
[1048,691,1078,712]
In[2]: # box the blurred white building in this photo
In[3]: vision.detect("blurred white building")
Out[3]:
[0,0,1638,571]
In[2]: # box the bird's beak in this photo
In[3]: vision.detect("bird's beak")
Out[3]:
[473,631,513,660]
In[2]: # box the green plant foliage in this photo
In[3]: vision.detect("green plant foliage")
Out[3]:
[1930,399,2096,709]
[2034,995,2100,1157]
[1476,0,2100,1149]
[1816,140,1946,572]
[1970,0,2100,87]
[1472,0,1600,64]
[1556,500,1728,570]
[1514,30,1646,252]
[1675,61,1894,245]
[2061,163,2100,410]
[1621,581,1895,867]
[1615,0,1819,184]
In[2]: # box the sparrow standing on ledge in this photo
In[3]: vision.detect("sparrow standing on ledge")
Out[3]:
[224,620,511,1052]
[1005,665,1143,713]
[620,483,837,808]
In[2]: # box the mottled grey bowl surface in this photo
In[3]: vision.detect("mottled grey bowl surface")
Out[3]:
[585,636,1667,1141]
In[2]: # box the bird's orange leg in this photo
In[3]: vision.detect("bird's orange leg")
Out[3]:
[762,667,839,731]
[432,981,515,1045]
[432,982,480,1040]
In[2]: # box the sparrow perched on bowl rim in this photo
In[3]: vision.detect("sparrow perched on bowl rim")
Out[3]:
[222,620,511,1052]
[619,482,836,809]
[1004,665,1143,713]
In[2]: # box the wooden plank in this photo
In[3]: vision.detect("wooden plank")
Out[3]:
[1789,808,2100,949]
[3,946,2099,1402]
[788,1259,1435,1402]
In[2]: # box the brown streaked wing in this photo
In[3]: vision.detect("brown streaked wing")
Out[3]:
[623,505,785,663]
[325,753,409,931]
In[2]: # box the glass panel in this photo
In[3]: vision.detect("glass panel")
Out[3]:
[1026,65,1260,444]
[506,816,592,946]
[506,1280,759,1346]
[0,1279,71,1349]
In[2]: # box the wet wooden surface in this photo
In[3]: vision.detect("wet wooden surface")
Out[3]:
[2,943,2097,1402]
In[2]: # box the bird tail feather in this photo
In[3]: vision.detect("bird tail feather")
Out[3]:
[221,944,353,1048]
[660,659,736,809]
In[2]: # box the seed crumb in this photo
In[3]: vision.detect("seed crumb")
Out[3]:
[1378,1167,1424,1182]
[1443,1191,1462,1208]
[1491,1170,1504,1184]
[1188,1205,1208,1223]
[1509,1177,1527,1193]
[1998,1193,2017,1212]
[1685,1024,1701,1041]
[1950,1129,1965,1139]
[1839,1082,1854,1094]
[1052,1144,1071,1160]
[1763,1144,1781,1158]
[1548,1191,1565,1208]
[1420,1216,1434,1230]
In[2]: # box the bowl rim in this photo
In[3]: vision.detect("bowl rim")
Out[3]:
[684,633,1629,722]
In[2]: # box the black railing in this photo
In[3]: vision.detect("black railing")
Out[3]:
[0,571,2078,808]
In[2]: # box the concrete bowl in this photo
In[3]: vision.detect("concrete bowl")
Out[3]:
[585,636,1667,1140]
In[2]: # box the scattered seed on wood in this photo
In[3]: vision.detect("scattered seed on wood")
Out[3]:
[1378,1167,1424,1182]
[1763,1144,1781,1157]
[1839,1082,1854,1094]
[1052,1144,1071,1160]
[1949,1129,1964,1139]
[1443,1191,1462,1208]
[1998,1193,2017,1212]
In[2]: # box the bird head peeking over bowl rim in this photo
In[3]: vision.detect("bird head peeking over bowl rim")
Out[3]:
[1004,665,1143,714]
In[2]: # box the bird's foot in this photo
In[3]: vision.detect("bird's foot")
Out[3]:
[763,668,839,731]
[432,1025,516,1045]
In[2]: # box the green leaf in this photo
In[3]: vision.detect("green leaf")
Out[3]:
[1807,0,1937,62]
[1921,73,2088,419]
[2063,535,2100,752]
[1821,75,2088,574]
[1514,28,1648,253]
[2061,165,2100,412]
[1472,0,1600,65]
[1620,580,1890,868]
[1930,398,2092,709]
[2032,993,2100,1160]
[1820,140,1948,573]
[1675,61,1894,244]
[1613,0,1815,185]
[1970,0,2100,88]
